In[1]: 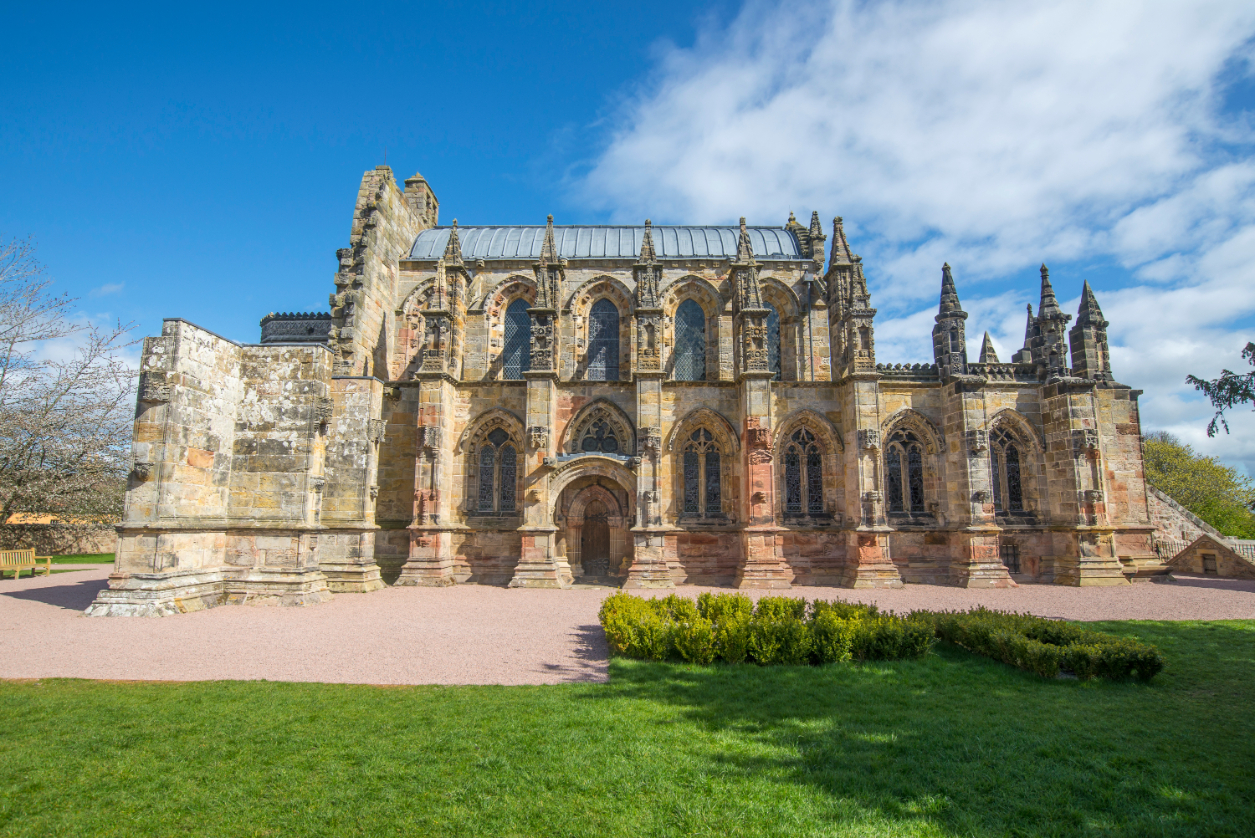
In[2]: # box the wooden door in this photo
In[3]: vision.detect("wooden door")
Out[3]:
[581,502,610,577]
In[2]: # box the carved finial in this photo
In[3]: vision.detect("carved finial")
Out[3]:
[736,217,754,262]
[442,219,463,265]
[639,218,657,263]
[1022,303,1035,346]
[938,263,963,315]
[539,214,558,264]
[979,331,999,363]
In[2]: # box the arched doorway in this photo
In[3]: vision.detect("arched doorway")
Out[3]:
[555,480,631,583]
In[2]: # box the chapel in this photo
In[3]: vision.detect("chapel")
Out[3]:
[87,166,1165,616]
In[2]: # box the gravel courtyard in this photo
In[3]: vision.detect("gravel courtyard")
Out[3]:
[2,566,1252,686]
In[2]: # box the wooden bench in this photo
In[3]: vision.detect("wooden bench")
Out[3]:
[0,549,52,580]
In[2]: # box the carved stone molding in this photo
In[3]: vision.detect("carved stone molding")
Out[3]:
[858,428,881,450]
[527,425,549,450]
[310,476,326,493]
[138,374,171,403]
[638,426,661,454]
[1084,488,1104,503]
[313,398,334,423]
[368,419,386,444]
[972,489,991,503]
[131,462,154,481]
[417,425,443,452]
[1072,428,1100,454]
[967,429,988,454]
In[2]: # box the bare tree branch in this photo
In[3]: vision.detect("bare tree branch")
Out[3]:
[0,237,138,550]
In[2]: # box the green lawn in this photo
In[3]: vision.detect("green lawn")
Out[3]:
[2,621,1252,837]
[49,553,114,564]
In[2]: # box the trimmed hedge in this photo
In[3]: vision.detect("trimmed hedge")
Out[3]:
[599,595,1163,681]
[599,592,933,666]
[913,607,1164,681]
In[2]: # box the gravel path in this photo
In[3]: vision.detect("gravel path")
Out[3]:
[1,567,1252,686]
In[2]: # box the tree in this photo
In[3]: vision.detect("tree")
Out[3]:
[1187,341,1255,437]
[1142,431,1255,539]
[0,238,137,551]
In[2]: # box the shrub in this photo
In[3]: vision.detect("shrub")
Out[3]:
[850,615,935,661]
[748,618,812,665]
[697,592,753,624]
[660,594,700,623]
[926,608,1163,681]
[811,599,879,621]
[717,613,752,663]
[635,611,674,661]
[673,618,717,665]
[755,596,808,621]
[810,611,855,664]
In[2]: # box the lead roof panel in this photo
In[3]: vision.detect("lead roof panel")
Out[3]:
[408,225,803,261]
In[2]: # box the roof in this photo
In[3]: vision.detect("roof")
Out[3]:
[408,225,803,262]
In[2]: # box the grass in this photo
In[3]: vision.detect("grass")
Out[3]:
[48,553,114,564]
[1,621,1252,837]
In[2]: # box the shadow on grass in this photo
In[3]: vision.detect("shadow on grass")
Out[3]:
[0,577,107,611]
[592,621,1255,837]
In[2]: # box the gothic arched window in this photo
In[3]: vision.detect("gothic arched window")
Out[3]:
[674,299,706,381]
[885,428,926,514]
[586,299,620,381]
[682,428,721,517]
[765,302,781,380]
[989,427,1024,513]
[476,427,517,514]
[784,428,824,516]
[502,299,531,380]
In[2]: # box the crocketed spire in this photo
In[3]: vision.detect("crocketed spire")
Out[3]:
[979,331,999,363]
[1037,264,1063,320]
[828,216,854,268]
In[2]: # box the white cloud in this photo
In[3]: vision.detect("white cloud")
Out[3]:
[577,0,1255,470]
[90,282,124,297]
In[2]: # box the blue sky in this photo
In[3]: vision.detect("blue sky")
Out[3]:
[3,1,1254,470]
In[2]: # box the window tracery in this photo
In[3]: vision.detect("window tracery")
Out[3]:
[989,427,1025,513]
[885,428,926,514]
[682,429,722,517]
[579,419,621,454]
[783,428,824,515]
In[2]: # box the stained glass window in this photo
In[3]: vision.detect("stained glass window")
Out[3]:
[499,445,517,512]
[784,448,802,513]
[765,302,781,380]
[682,428,721,517]
[886,448,904,513]
[478,445,495,512]
[683,449,700,514]
[502,299,531,380]
[886,428,926,514]
[783,428,824,516]
[907,447,924,511]
[674,300,706,381]
[586,299,619,381]
[807,448,823,515]
[989,427,1027,514]
[1006,443,1023,512]
[705,450,721,516]
[579,418,620,453]
[476,428,517,515]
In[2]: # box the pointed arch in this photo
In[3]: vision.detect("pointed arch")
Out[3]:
[665,407,741,453]
[760,276,803,381]
[773,409,842,521]
[987,408,1046,517]
[988,408,1045,451]
[881,408,944,454]
[460,408,525,518]
[569,277,632,381]
[560,398,637,456]
[663,277,725,382]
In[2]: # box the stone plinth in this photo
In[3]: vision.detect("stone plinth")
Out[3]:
[508,529,572,588]
[623,530,675,588]
[948,530,1017,588]
[840,531,904,588]
[736,529,792,589]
